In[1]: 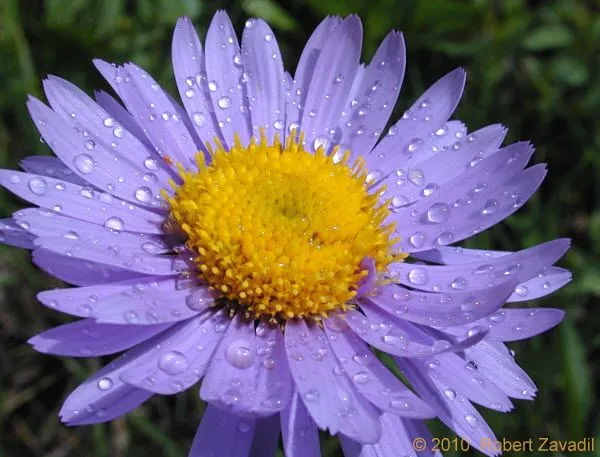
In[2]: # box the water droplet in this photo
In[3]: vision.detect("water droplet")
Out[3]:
[408,268,428,285]
[464,414,478,426]
[225,340,254,369]
[84,140,95,150]
[465,360,478,371]
[28,177,47,195]
[436,231,454,245]
[421,183,439,197]
[123,310,138,323]
[144,157,159,170]
[104,217,124,233]
[474,264,493,275]
[97,377,113,390]
[426,202,451,223]
[238,421,251,433]
[158,350,188,375]
[208,81,218,92]
[134,186,152,203]
[62,231,80,240]
[450,277,468,290]
[408,232,426,248]
[304,389,320,402]
[73,154,95,174]
[352,372,370,384]
[313,136,329,151]
[264,33,273,42]
[113,126,124,138]
[407,169,424,185]
[185,289,212,311]
[103,117,114,127]
[515,285,528,296]
[217,96,231,109]
[390,399,411,410]
[443,388,456,400]
[482,199,499,215]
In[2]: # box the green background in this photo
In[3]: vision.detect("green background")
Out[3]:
[0,0,598,456]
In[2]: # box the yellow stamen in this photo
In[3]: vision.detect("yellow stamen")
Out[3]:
[165,131,403,320]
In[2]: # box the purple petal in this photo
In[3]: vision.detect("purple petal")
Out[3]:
[281,391,321,457]
[346,306,485,357]
[508,267,572,302]
[390,238,569,293]
[418,352,513,412]
[33,83,167,209]
[32,248,144,286]
[120,309,229,394]
[28,318,170,356]
[444,308,565,342]
[464,341,537,399]
[368,68,466,174]
[323,316,434,418]
[188,405,255,457]
[37,278,216,324]
[284,319,381,443]
[116,63,199,167]
[340,414,441,457]
[33,235,174,276]
[287,17,342,134]
[385,125,508,206]
[249,414,281,457]
[201,316,292,416]
[300,15,362,151]
[94,90,156,150]
[0,169,164,234]
[364,281,516,326]
[14,208,169,254]
[338,30,405,158]
[204,11,251,147]
[401,358,500,456]
[171,17,221,145]
[241,19,285,142]
[20,156,88,186]
[60,346,163,425]
[356,257,376,297]
[412,246,510,264]
[390,156,546,252]
[0,218,35,249]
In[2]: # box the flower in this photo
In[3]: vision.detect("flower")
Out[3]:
[0,10,571,457]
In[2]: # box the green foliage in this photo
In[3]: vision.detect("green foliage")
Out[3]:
[0,0,598,456]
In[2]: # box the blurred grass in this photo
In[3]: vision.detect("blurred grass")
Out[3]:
[0,0,598,456]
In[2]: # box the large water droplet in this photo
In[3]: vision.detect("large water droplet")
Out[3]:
[104,217,124,233]
[426,202,451,223]
[134,186,152,203]
[73,154,95,174]
[217,96,231,109]
[408,232,426,248]
[443,388,456,400]
[158,350,189,375]
[225,340,254,369]
[28,177,47,195]
[352,371,370,384]
[407,169,424,185]
[407,268,428,285]
[97,377,113,390]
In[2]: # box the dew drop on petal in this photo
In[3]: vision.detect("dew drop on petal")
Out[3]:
[225,340,254,369]
[304,389,320,402]
[97,377,113,390]
[73,154,95,174]
[134,186,152,203]
[158,350,189,375]
[407,267,428,285]
[104,217,124,233]
[28,177,47,195]
[426,202,450,223]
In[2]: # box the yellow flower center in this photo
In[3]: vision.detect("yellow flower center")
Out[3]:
[165,132,399,320]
